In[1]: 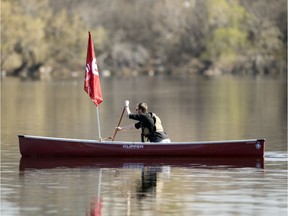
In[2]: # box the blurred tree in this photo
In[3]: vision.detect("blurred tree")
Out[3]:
[2,0,47,77]
[236,0,286,74]
[1,0,286,78]
[146,0,208,67]
[45,9,87,65]
[2,0,109,79]
[202,0,249,70]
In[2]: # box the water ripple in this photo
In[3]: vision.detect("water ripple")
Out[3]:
[265,151,288,161]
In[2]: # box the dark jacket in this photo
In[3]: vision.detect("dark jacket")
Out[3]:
[129,112,169,142]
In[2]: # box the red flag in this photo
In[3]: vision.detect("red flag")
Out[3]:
[84,32,103,107]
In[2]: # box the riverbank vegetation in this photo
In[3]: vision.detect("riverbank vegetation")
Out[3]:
[2,0,287,80]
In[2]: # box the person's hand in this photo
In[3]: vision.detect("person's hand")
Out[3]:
[124,100,129,107]
[116,127,122,131]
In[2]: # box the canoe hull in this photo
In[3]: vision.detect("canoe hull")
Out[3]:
[18,135,265,157]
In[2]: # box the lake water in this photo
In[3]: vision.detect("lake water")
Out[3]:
[1,75,287,215]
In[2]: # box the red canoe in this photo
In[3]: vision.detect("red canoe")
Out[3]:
[18,135,265,157]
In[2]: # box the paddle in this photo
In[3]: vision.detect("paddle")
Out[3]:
[111,107,126,141]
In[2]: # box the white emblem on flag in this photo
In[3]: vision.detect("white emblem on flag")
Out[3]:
[85,64,90,81]
[92,58,99,75]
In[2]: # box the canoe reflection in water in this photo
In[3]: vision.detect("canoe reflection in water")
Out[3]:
[19,157,264,215]
[19,157,264,171]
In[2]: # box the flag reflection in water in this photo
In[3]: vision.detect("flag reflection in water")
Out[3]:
[88,169,102,216]
[88,196,102,216]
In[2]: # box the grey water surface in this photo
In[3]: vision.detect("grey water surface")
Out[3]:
[1,75,287,215]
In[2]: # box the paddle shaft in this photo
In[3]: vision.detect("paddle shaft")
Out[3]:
[112,107,126,141]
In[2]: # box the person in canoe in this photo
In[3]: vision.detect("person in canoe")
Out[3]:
[116,100,171,143]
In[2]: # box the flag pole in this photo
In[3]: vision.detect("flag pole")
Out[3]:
[96,106,102,141]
